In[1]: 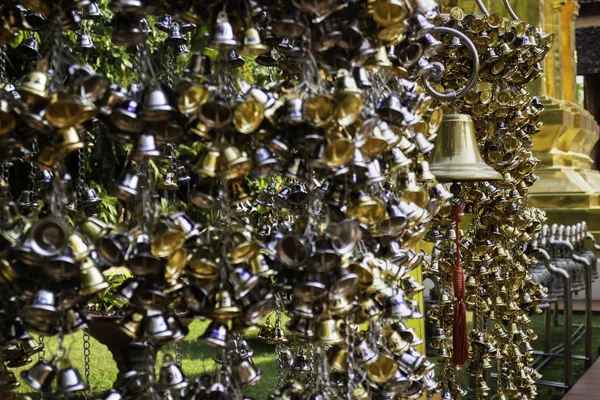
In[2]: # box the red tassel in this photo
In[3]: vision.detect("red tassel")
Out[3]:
[453,301,469,365]
[452,204,468,366]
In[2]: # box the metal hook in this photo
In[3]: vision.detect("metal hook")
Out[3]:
[421,26,480,102]
[502,0,520,21]
[475,0,490,16]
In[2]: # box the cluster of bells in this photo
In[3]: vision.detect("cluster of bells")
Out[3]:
[0,1,556,400]
[423,5,553,400]
[531,222,599,304]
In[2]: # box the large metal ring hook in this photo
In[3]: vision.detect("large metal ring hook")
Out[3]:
[421,26,480,102]
[502,0,520,21]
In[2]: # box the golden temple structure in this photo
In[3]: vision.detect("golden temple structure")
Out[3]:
[443,0,600,238]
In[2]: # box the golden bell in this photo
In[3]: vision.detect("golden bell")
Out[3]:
[151,220,185,258]
[233,98,265,134]
[119,311,144,339]
[157,172,179,191]
[176,81,209,115]
[211,288,242,320]
[53,127,84,154]
[45,92,84,128]
[187,250,219,279]
[347,191,386,225]
[221,146,253,180]
[367,352,398,384]
[316,318,344,344]
[234,360,262,388]
[239,27,269,56]
[304,95,334,127]
[79,259,109,296]
[17,70,51,105]
[228,179,254,204]
[199,97,232,128]
[370,0,409,27]
[357,118,392,156]
[329,347,348,372]
[430,114,503,182]
[194,146,221,178]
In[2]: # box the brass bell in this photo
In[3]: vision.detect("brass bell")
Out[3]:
[54,127,84,154]
[233,98,265,134]
[209,11,239,49]
[221,146,253,180]
[240,27,269,57]
[228,179,254,204]
[234,360,262,388]
[158,354,188,391]
[17,71,51,104]
[157,172,179,191]
[45,92,84,128]
[56,359,89,395]
[79,260,109,296]
[287,316,315,340]
[199,97,232,129]
[199,321,228,348]
[21,359,55,392]
[111,13,147,46]
[430,114,503,182]
[316,317,344,344]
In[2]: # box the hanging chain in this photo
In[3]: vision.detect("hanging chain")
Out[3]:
[83,329,91,398]
[77,147,87,203]
[1,162,11,198]
[174,342,182,368]
[38,335,45,361]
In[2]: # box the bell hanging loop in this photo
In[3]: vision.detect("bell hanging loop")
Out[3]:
[421,26,480,102]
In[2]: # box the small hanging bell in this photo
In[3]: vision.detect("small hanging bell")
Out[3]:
[55,359,89,395]
[166,23,187,47]
[227,50,245,68]
[199,321,228,348]
[158,354,188,391]
[209,11,239,49]
[74,33,95,53]
[20,359,55,392]
[17,37,41,61]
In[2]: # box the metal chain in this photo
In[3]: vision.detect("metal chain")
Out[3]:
[38,335,45,361]
[83,329,91,398]
[1,162,10,198]
[174,342,182,368]
[0,45,6,82]
[77,148,87,202]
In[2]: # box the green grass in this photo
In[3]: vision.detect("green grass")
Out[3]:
[10,312,600,399]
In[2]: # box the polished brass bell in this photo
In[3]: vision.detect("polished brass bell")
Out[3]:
[430,114,503,182]
[79,259,109,296]
[240,27,269,57]
[234,360,262,388]
[17,70,51,104]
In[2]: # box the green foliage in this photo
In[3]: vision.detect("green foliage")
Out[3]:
[86,272,132,315]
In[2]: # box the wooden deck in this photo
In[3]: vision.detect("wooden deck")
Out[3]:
[562,357,600,399]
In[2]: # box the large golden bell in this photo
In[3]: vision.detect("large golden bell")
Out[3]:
[366,353,398,384]
[429,114,503,182]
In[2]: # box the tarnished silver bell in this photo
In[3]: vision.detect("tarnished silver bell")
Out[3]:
[21,359,55,392]
[56,360,89,395]
[158,354,188,391]
[29,216,70,257]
